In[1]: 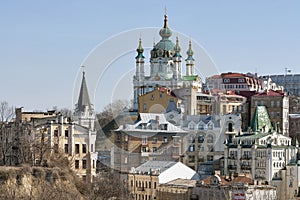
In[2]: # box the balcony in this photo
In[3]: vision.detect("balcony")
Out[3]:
[228,155,237,159]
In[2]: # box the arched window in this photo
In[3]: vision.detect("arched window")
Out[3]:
[207,135,214,143]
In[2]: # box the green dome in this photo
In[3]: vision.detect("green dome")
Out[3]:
[155,39,175,51]
[159,15,172,39]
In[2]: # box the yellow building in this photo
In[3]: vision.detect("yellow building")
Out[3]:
[128,161,199,200]
[138,86,179,114]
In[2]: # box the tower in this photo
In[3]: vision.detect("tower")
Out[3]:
[74,70,95,131]
[185,40,195,76]
[135,37,145,81]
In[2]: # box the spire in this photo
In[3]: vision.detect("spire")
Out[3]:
[174,36,181,57]
[76,69,93,113]
[136,36,145,59]
[185,40,195,61]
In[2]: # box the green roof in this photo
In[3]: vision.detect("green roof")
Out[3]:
[182,75,198,81]
[250,106,272,132]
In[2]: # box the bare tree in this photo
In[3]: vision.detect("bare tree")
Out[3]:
[97,99,131,128]
[0,101,14,122]
[86,171,131,200]
[52,106,73,118]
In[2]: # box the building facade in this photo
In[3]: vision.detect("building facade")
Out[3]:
[128,161,198,200]
[112,113,187,172]
[251,90,289,135]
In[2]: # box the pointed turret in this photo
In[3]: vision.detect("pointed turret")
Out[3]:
[135,37,145,81]
[174,36,181,58]
[76,71,93,113]
[75,69,95,130]
[185,40,195,76]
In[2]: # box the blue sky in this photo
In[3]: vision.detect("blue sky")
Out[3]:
[1,1,299,112]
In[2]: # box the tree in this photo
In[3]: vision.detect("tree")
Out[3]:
[86,171,131,200]
[97,99,131,128]
[0,101,14,122]
[52,106,72,118]
[0,101,15,165]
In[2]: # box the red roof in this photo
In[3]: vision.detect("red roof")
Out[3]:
[221,72,246,78]
[254,90,284,97]
[208,74,222,79]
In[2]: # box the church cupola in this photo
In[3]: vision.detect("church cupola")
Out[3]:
[135,37,145,59]
[185,40,195,76]
[159,15,172,40]
[135,37,145,81]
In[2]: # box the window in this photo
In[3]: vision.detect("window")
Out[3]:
[189,145,195,152]
[64,129,69,137]
[75,160,79,169]
[82,160,86,169]
[159,94,163,98]
[271,101,274,107]
[228,123,233,132]
[143,103,147,111]
[277,112,280,118]
[163,137,168,143]
[91,144,94,152]
[75,144,80,154]
[142,147,147,152]
[82,144,87,153]
[64,144,68,154]
[153,147,157,152]
[276,100,281,108]
[92,160,95,169]
[152,137,158,144]
[54,129,58,137]
[151,94,154,100]
[260,100,264,106]
[224,78,230,83]
[154,182,157,189]
[142,136,147,145]
[198,135,204,143]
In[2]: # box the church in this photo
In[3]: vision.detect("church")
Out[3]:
[133,15,202,111]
